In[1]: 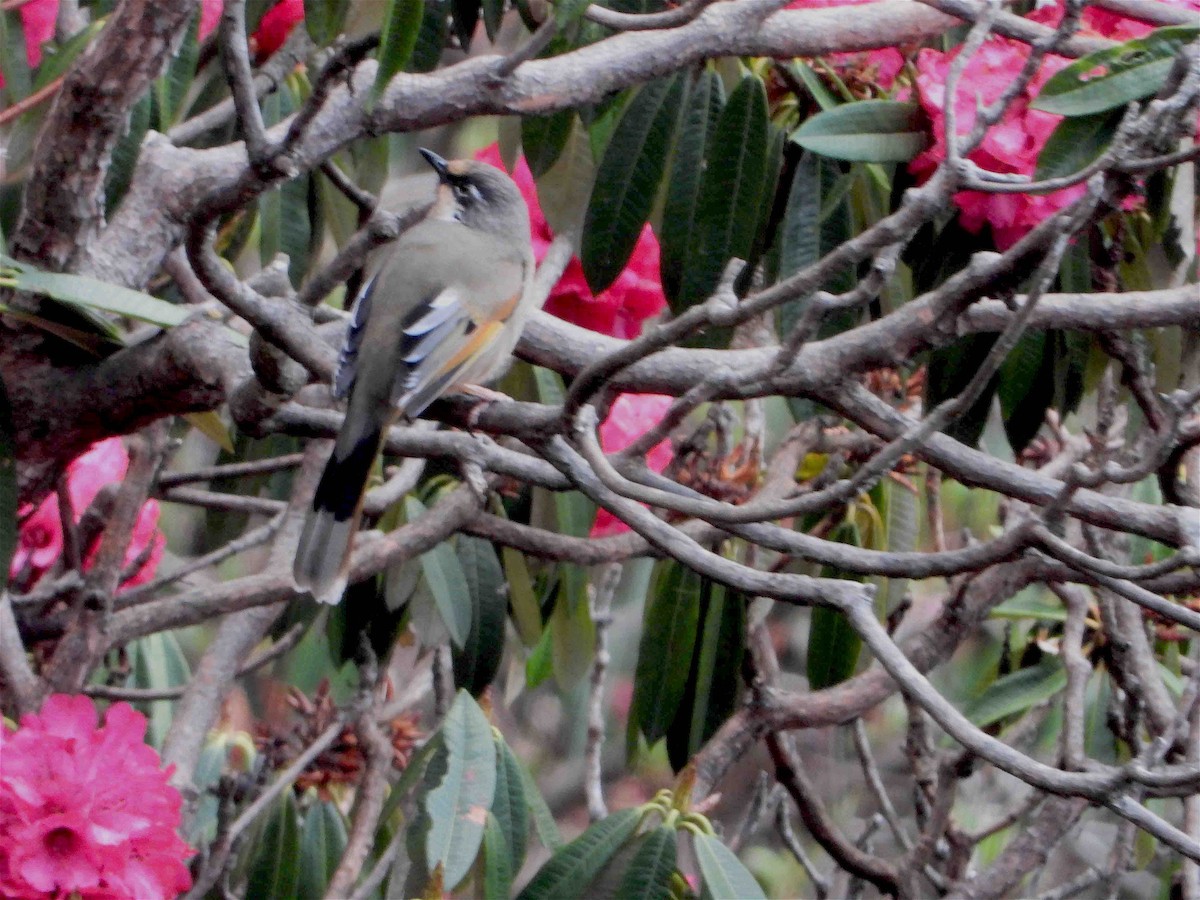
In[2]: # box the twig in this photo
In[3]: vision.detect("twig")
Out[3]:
[585,562,622,821]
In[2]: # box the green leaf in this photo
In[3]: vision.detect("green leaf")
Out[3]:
[518,756,563,851]
[503,545,542,646]
[297,800,348,899]
[550,588,595,690]
[523,109,576,179]
[1033,25,1200,116]
[776,150,820,334]
[680,75,768,320]
[407,497,473,649]
[1035,108,1123,180]
[791,100,928,162]
[106,92,152,215]
[517,808,641,900]
[483,812,515,900]
[632,561,702,744]
[536,114,596,239]
[0,7,33,106]
[409,0,449,72]
[925,333,1001,448]
[424,691,498,890]
[614,826,677,900]
[0,257,187,330]
[990,588,1067,622]
[582,73,685,293]
[33,18,106,91]
[966,659,1068,727]
[686,586,745,754]
[555,0,592,26]
[374,0,425,102]
[693,832,765,900]
[452,536,508,695]
[452,0,481,49]
[154,11,199,128]
[0,376,15,596]
[661,69,724,308]
[482,0,505,39]
[129,631,191,748]
[492,737,531,875]
[806,523,865,690]
[305,0,351,46]
[245,790,301,900]
[997,330,1052,454]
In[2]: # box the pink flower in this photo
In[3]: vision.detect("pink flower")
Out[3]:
[198,0,224,42]
[474,144,668,340]
[590,393,675,537]
[10,438,165,593]
[251,0,304,60]
[0,0,58,90]
[1081,0,1200,41]
[786,0,905,90]
[908,12,1082,249]
[0,695,193,900]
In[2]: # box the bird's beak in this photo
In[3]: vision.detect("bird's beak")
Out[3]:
[419,148,450,181]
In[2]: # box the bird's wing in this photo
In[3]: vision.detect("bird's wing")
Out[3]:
[331,273,377,399]
[390,273,523,417]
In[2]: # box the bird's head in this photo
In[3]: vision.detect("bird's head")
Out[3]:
[420,149,531,243]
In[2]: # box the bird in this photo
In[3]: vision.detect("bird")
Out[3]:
[293,149,535,605]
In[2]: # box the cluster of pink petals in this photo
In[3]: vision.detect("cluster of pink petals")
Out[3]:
[0,0,57,89]
[252,0,305,59]
[910,0,1199,249]
[474,144,668,340]
[475,144,674,536]
[10,438,165,593]
[786,0,905,90]
[590,393,676,538]
[0,694,193,900]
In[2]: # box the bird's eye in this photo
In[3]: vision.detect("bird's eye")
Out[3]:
[454,182,483,204]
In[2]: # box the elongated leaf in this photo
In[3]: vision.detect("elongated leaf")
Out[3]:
[680,75,768,318]
[523,109,576,178]
[245,790,301,900]
[452,0,481,49]
[483,812,514,900]
[776,150,820,335]
[536,114,596,239]
[1033,25,1200,116]
[806,523,865,690]
[693,833,765,900]
[0,376,15,596]
[492,737,530,875]
[517,808,641,900]
[154,11,199,128]
[482,0,505,39]
[632,561,702,744]
[407,496,472,648]
[925,332,1001,448]
[374,0,425,101]
[582,74,685,293]
[424,691,498,890]
[998,330,1052,454]
[297,800,348,899]
[305,0,351,45]
[555,0,592,26]
[518,756,563,851]
[452,536,508,695]
[503,545,542,646]
[614,826,677,900]
[661,69,724,308]
[410,0,449,72]
[0,258,186,329]
[686,586,745,753]
[106,92,152,215]
[0,8,33,105]
[1035,108,1123,180]
[791,100,927,162]
[550,589,595,690]
[966,659,1068,727]
[130,631,191,748]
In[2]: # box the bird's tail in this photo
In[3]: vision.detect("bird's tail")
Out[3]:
[293,407,390,605]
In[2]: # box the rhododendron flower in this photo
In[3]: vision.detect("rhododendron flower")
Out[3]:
[251,0,304,61]
[475,144,668,340]
[1080,0,1200,41]
[9,438,165,592]
[786,0,905,91]
[0,694,193,900]
[199,0,224,42]
[908,12,1080,249]
[591,393,676,538]
[0,0,58,90]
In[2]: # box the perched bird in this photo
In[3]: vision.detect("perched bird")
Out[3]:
[293,149,535,605]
